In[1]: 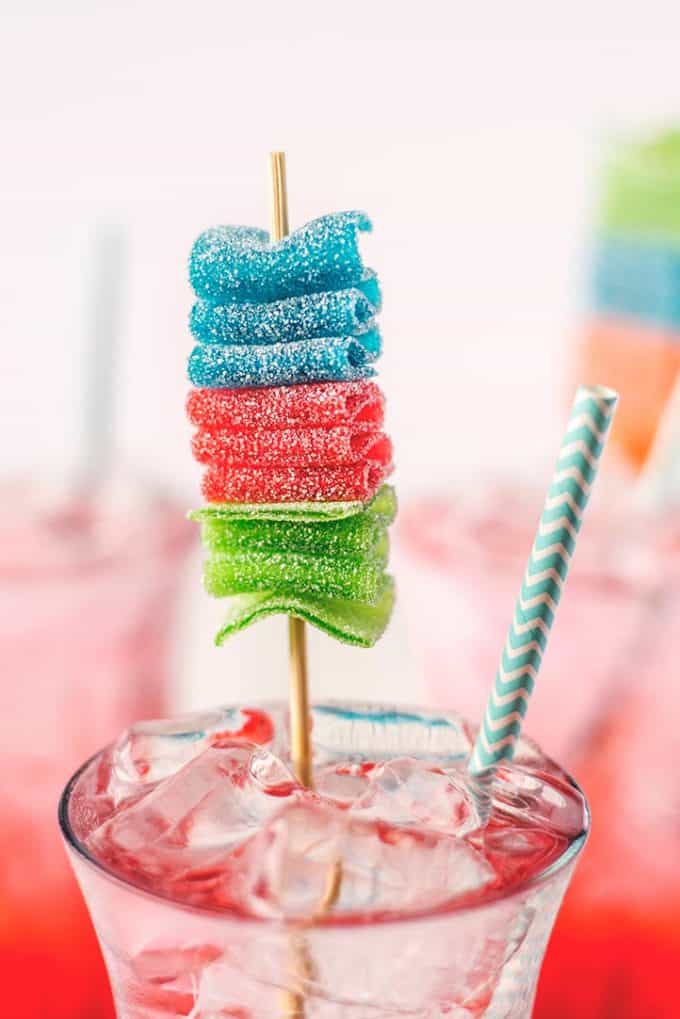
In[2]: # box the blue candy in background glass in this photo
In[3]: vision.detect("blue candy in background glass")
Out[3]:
[592,235,680,331]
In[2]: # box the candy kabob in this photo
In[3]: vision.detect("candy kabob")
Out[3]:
[187,153,396,786]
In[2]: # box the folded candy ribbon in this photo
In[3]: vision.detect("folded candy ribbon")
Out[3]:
[202,461,392,504]
[188,329,381,389]
[204,548,388,604]
[192,426,392,469]
[190,280,381,346]
[186,209,396,644]
[187,380,384,432]
[190,212,372,304]
[190,485,396,647]
[193,484,395,554]
[190,378,392,502]
[214,583,395,649]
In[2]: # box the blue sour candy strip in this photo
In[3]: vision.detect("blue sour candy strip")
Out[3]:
[188,329,381,389]
[189,212,371,304]
[190,282,380,346]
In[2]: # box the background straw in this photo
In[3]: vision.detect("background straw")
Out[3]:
[79,225,126,490]
[469,384,619,776]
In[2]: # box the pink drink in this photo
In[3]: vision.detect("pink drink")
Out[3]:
[536,511,680,1019]
[1,483,192,1019]
[396,487,680,1017]
[395,484,650,764]
[62,701,588,1018]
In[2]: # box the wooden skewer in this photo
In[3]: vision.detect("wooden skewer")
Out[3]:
[270,151,311,1019]
[270,152,314,793]
[270,154,343,1018]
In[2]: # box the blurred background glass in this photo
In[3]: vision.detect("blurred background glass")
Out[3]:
[0,482,191,1018]
[2,4,680,1017]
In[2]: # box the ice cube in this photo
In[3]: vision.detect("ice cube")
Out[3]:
[86,742,298,897]
[314,761,375,806]
[489,764,584,835]
[350,757,482,836]
[227,798,495,919]
[130,943,223,985]
[110,707,275,802]
[311,703,473,764]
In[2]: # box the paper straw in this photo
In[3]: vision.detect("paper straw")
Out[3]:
[468,384,619,777]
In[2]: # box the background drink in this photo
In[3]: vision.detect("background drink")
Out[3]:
[0,482,192,1019]
[61,700,588,1018]
[396,488,680,1018]
[537,511,680,1018]
[395,482,649,764]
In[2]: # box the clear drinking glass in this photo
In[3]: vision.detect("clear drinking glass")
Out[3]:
[0,481,193,1019]
[60,700,589,1019]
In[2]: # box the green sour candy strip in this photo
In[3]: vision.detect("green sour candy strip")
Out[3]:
[201,512,386,558]
[189,484,397,525]
[214,577,395,649]
[204,537,388,604]
[190,485,397,646]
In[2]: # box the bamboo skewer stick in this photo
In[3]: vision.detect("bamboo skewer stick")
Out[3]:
[270,154,343,1018]
[269,152,314,794]
[270,151,312,1019]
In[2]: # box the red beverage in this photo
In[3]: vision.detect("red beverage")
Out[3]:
[536,516,680,1018]
[397,487,680,1018]
[0,482,192,1019]
[62,701,588,1018]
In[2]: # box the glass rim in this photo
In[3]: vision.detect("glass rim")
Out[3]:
[59,701,589,931]
[397,487,653,592]
[0,476,193,582]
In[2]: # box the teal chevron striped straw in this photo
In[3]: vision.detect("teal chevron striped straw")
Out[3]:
[468,384,619,777]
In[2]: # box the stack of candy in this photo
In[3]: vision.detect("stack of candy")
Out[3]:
[186,212,396,647]
[580,129,680,468]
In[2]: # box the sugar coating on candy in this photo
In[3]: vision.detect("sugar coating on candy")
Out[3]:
[192,426,392,469]
[187,381,384,432]
[190,212,371,304]
[214,579,395,649]
[193,501,391,603]
[193,488,396,644]
[193,499,364,522]
[204,546,388,604]
[185,203,396,643]
[190,483,397,525]
[202,461,392,504]
[191,284,380,346]
[358,273,381,311]
[199,513,388,559]
[188,330,381,390]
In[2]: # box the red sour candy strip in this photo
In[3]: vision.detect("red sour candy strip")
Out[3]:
[202,462,393,504]
[192,426,392,469]
[186,380,384,432]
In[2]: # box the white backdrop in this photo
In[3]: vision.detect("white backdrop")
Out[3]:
[2,2,680,710]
